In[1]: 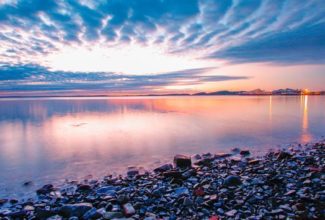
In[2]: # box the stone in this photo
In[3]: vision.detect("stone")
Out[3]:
[248,159,260,165]
[224,175,242,187]
[122,203,135,216]
[194,187,205,196]
[163,170,182,178]
[96,186,117,196]
[35,209,58,219]
[153,164,173,173]
[127,166,139,177]
[240,150,250,156]
[47,215,63,220]
[103,212,124,219]
[77,184,92,191]
[36,184,54,195]
[59,203,93,218]
[173,154,191,168]
[23,205,35,211]
[284,190,296,196]
[7,211,27,218]
[215,153,232,158]
[83,207,101,219]
[174,187,190,197]
[0,199,8,205]
[231,148,241,153]
[183,197,193,206]
[225,209,237,217]
[277,151,292,160]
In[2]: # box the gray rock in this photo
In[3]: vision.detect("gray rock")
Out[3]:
[240,150,250,156]
[225,209,237,217]
[127,166,139,177]
[96,186,117,196]
[103,212,124,219]
[224,175,242,187]
[174,187,190,197]
[122,203,135,216]
[173,154,191,168]
[153,164,173,173]
[83,207,101,220]
[60,203,93,218]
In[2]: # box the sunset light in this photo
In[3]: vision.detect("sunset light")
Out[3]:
[0,1,324,218]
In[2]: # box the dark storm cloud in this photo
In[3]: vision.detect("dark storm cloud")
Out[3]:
[0,64,248,91]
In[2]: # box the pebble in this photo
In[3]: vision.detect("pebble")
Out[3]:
[123,203,135,216]
[224,175,242,186]
[59,203,93,218]
[225,209,237,217]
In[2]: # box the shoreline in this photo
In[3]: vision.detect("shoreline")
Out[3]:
[0,94,325,99]
[0,141,324,219]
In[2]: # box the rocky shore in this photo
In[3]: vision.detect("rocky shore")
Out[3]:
[0,142,324,220]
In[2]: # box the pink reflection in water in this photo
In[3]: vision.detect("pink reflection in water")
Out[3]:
[0,96,324,198]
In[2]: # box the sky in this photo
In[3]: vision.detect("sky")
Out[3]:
[0,0,324,95]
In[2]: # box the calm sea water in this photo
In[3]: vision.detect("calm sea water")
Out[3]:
[0,96,324,198]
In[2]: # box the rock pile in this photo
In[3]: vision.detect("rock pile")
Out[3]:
[0,142,324,219]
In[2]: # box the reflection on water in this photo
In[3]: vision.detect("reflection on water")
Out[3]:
[301,95,312,142]
[0,96,324,198]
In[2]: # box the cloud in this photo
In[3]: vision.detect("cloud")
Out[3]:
[0,0,324,93]
[208,22,325,64]
[0,64,248,92]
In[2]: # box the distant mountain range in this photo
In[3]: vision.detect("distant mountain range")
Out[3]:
[192,88,325,96]
[143,88,325,97]
[0,88,324,98]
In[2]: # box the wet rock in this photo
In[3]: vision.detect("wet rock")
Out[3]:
[215,153,232,158]
[7,210,27,218]
[23,205,35,211]
[36,184,54,195]
[224,175,242,187]
[60,203,93,218]
[225,209,237,217]
[284,190,296,196]
[173,154,191,168]
[276,151,292,160]
[83,207,101,220]
[248,159,260,165]
[240,150,250,156]
[77,184,92,191]
[103,212,124,219]
[35,208,58,219]
[47,215,63,220]
[194,187,205,196]
[174,187,190,197]
[9,199,18,204]
[153,164,173,173]
[163,170,182,178]
[122,203,135,216]
[96,186,117,196]
[231,148,241,154]
[127,166,139,177]
[0,199,8,205]
[183,197,193,207]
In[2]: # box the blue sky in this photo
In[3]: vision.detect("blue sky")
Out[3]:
[0,0,324,95]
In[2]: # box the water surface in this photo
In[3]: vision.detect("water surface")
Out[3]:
[0,96,324,198]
